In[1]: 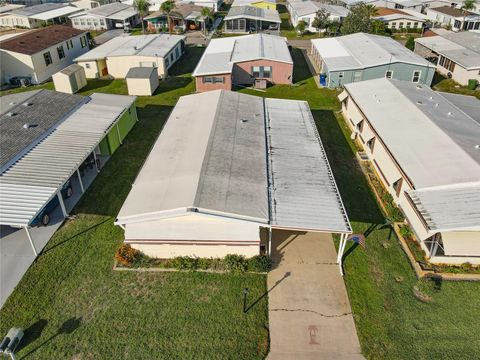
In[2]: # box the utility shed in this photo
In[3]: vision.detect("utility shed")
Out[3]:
[115,90,351,259]
[126,67,159,96]
[52,64,87,94]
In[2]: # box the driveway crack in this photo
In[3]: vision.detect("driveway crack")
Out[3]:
[270,308,352,318]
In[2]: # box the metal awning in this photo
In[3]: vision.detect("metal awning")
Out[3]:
[0,97,135,227]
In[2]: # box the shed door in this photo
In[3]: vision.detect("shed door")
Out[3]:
[70,75,78,93]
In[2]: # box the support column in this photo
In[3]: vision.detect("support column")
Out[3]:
[92,151,100,173]
[57,191,68,218]
[76,168,84,193]
[268,227,272,256]
[336,233,346,264]
[24,226,38,257]
[116,123,123,145]
[429,235,436,258]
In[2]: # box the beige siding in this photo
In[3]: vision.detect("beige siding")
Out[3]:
[77,59,106,78]
[437,62,480,86]
[106,56,166,78]
[130,243,260,259]
[126,74,159,96]
[0,49,34,84]
[52,67,87,94]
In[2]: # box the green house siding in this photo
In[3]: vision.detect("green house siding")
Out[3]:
[325,62,435,88]
[97,104,138,156]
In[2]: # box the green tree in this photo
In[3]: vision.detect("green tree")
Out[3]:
[326,20,341,36]
[311,9,329,35]
[296,20,306,35]
[133,0,150,34]
[201,7,214,36]
[341,3,377,35]
[161,0,175,33]
[371,19,386,34]
[405,35,415,51]
[461,0,475,30]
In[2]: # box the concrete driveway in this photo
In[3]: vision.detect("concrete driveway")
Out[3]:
[267,230,364,360]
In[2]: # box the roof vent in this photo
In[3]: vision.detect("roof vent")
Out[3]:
[7,111,17,117]
[240,118,249,123]
[23,123,37,129]
[447,111,453,116]
[416,84,422,89]
[434,103,439,107]
[22,102,32,107]
[416,100,423,105]
[429,96,433,100]
[475,145,480,150]
[8,102,16,106]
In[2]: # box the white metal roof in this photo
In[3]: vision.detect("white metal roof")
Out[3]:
[0,92,136,226]
[193,34,292,76]
[373,13,425,22]
[224,6,281,23]
[415,32,480,70]
[117,90,351,233]
[74,34,185,61]
[311,33,430,71]
[30,5,81,20]
[406,183,480,232]
[289,1,349,17]
[107,7,138,20]
[343,78,480,189]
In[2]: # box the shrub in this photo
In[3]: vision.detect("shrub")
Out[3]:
[399,225,413,239]
[405,36,415,51]
[248,255,272,272]
[468,79,478,90]
[197,257,212,270]
[224,254,248,273]
[115,244,142,267]
[170,256,199,271]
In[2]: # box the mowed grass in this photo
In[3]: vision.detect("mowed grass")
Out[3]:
[0,47,269,360]
[240,48,480,359]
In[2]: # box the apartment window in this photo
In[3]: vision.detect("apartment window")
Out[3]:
[391,22,396,28]
[392,178,403,197]
[366,137,375,152]
[57,45,65,59]
[43,51,53,66]
[413,22,418,28]
[454,19,461,29]
[170,52,174,62]
[203,76,225,84]
[475,22,480,30]
[439,56,455,72]
[406,22,411,28]
[165,57,170,67]
[262,66,272,78]
[80,36,87,48]
[175,47,180,59]
[399,22,404,28]
[251,66,273,78]
[252,66,261,77]
[412,70,421,83]
[385,70,393,79]
[85,63,91,69]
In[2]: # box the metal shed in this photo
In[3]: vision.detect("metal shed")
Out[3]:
[126,67,159,96]
[52,64,88,94]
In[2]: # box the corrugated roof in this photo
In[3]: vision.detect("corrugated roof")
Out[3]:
[344,78,480,189]
[117,90,351,233]
[225,5,281,23]
[0,90,85,172]
[266,98,351,232]
[311,32,430,71]
[289,1,349,17]
[74,34,185,61]
[406,183,480,232]
[10,3,66,16]
[193,34,292,76]
[29,5,81,20]
[415,32,480,69]
[0,92,136,226]
[0,25,86,55]
[87,2,131,17]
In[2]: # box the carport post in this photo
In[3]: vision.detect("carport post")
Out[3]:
[24,226,38,257]
[76,169,84,193]
[92,151,100,173]
[337,233,346,264]
[57,191,68,218]
[268,227,272,256]
[116,124,123,145]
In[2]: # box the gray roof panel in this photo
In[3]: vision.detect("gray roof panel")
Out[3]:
[126,66,156,78]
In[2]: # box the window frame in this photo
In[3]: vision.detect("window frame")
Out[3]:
[385,70,393,79]
[57,45,65,59]
[412,70,421,83]
[43,51,53,66]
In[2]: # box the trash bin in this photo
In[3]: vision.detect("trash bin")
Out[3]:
[319,74,327,86]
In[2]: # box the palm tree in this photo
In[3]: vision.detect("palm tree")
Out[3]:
[365,4,378,18]
[133,0,150,34]
[201,7,214,36]
[461,0,475,30]
[161,0,175,33]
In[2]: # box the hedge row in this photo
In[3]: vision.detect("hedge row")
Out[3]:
[115,245,272,273]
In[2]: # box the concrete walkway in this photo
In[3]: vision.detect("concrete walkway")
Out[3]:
[267,231,364,360]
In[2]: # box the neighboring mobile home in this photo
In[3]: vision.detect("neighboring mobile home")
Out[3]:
[224,5,281,33]
[115,90,351,259]
[231,0,276,10]
[372,7,425,30]
[74,34,186,79]
[0,90,137,256]
[0,25,90,85]
[426,6,480,32]
[287,0,349,33]
[193,33,292,91]
[339,78,480,264]
[145,3,206,33]
[414,31,480,86]
[311,32,435,87]
[70,2,139,30]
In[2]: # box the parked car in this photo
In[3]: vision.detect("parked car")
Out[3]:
[31,180,73,226]
[268,24,278,30]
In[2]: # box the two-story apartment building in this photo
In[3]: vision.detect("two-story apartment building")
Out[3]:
[339,78,480,264]
[0,25,90,85]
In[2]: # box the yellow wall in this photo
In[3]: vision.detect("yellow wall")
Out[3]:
[250,1,276,9]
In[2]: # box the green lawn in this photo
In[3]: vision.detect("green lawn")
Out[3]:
[2,45,480,360]
[0,47,269,360]
[432,73,480,99]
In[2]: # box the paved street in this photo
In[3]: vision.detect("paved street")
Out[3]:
[267,231,364,360]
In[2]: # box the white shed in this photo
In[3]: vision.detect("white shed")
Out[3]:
[52,64,87,94]
[126,67,159,96]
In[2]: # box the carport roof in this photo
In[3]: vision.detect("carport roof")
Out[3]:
[116,90,351,233]
[0,91,136,227]
[225,5,281,23]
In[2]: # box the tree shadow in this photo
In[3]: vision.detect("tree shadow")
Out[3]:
[311,110,385,224]
[21,317,82,359]
[244,272,291,313]
[431,72,446,88]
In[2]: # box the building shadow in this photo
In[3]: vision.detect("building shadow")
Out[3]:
[244,272,291,313]
[154,76,192,95]
[341,242,359,275]
[169,46,206,76]
[311,109,385,225]
[291,48,312,83]
[21,317,82,359]
[81,79,116,93]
